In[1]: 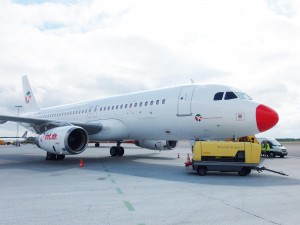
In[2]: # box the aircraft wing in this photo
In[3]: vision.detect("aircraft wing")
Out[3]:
[0,115,102,135]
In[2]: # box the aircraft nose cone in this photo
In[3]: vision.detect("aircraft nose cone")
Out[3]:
[256,104,279,132]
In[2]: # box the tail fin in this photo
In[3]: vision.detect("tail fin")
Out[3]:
[21,131,28,138]
[22,75,39,112]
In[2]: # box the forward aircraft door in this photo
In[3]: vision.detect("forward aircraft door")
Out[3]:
[177,86,195,116]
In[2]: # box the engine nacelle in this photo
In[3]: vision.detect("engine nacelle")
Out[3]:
[36,126,88,155]
[135,140,177,150]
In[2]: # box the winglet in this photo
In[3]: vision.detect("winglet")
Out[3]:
[22,75,39,112]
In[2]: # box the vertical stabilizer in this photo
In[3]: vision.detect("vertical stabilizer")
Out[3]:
[22,75,39,112]
[21,131,28,138]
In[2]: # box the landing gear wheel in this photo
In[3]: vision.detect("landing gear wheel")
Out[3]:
[110,147,118,157]
[238,167,251,176]
[197,166,207,176]
[117,147,124,156]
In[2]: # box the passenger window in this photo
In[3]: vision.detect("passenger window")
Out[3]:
[112,106,114,110]
[150,101,153,106]
[162,99,166,104]
[116,105,119,110]
[125,104,128,109]
[156,100,159,105]
[145,101,148,106]
[139,102,143,107]
[104,107,106,111]
[214,92,224,101]
[129,103,132,108]
[134,103,137,107]
[120,105,123,109]
[225,92,238,100]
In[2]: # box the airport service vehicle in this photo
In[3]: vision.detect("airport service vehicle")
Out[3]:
[0,76,279,160]
[257,137,288,158]
[188,141,261,176]
[185,141,288,176]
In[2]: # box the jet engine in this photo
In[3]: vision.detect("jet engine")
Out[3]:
[36,126,88,155]
[135,140,177,150]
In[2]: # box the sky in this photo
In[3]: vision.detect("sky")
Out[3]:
[0,0,299,138]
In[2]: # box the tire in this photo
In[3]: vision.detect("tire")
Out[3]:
[117,147,124,156]
[110,147,118,157]
[280,155,284,158]
[238,167,251,176]
[269,152,275,158]
[95,142,100,147]
[197,166,207,176]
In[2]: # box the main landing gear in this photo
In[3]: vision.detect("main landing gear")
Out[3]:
[46,152,65,160]
[110,141,125,157]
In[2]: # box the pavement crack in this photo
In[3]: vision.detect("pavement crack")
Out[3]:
[196,193,281,225]
[223,202,282,225]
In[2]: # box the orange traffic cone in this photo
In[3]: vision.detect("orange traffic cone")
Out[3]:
[177,153,180,158]
[185,153,192,167]
[79,159,84,167]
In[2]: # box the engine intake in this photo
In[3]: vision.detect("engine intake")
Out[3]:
[37,126,88,155]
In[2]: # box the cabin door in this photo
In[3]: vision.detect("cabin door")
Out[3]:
[177,86,195,116]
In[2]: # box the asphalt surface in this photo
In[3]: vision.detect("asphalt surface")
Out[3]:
[0,142,300,225]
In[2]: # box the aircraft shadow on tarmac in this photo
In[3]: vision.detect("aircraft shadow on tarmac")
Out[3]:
[1,150,299,188]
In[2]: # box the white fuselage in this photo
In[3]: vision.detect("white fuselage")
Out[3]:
[20,84,262,141]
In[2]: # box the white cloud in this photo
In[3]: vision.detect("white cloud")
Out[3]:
[0,0,299,138]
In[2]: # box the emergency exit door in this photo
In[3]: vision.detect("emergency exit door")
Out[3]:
[177,86,195,116]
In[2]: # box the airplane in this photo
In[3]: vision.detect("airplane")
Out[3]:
[0,131,28,145]
[0,75,279,160]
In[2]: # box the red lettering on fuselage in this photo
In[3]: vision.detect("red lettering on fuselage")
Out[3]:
[44,133,58,140]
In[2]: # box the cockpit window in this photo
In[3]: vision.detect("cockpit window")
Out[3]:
[224,92,238,100]
[214,92,224,101]
[235,92,252,100]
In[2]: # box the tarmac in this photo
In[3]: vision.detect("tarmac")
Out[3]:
[0,142,300,225]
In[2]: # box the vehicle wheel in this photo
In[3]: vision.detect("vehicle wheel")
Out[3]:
[117,147,124,156]
[95,142,100,147]
[238,167,251,176]
[280,155,284,158]
[110,147,118,157]
[269,152,275,158]
[197,166,207,176]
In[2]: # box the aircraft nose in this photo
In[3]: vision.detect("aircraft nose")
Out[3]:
[256,104,279,132]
